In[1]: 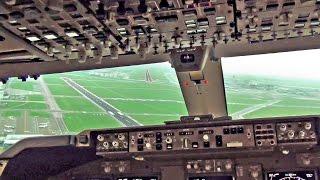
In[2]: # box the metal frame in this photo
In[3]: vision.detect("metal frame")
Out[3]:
[175,59,228,118]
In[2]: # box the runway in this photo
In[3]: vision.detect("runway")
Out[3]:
[63,77,141,127]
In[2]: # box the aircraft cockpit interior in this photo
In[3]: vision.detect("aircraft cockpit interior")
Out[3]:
[0,0,320,179]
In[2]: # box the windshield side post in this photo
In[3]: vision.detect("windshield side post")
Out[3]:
[171,47,228,119]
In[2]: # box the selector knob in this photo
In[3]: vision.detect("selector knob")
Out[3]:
[97,135,104,142]
[305,122,312,130]
[225,162,232,170]
[205,164,212,171]
[193,163,199,170]
[203,134,209,142]
[288,130,295,139]
[302,156,311,165]
[299,131,306,138]
[112,141,119,147]
[146,142,152,149]
[279,124,287,131]
[251,171,259,178]
[186,164,192,169]
[165,137,173,144]
[118,166,125,173]
[103,142,109,148]
[118,134,125,141]
[104,166,111,173]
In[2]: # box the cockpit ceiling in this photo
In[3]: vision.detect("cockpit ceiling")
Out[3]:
[1,0,320,78]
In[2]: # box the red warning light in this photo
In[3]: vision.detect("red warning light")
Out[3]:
[203,80,208,84]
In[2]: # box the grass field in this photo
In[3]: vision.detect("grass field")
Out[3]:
[1,62,320,146]
[225,74,320,119]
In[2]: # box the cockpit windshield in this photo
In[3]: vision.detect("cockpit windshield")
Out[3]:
[1,49,320,152]
[0,62,187,152]
[223,49,320,119]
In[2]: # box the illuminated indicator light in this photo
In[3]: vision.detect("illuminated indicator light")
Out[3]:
[295,23,305,28]
[261,26,271,31]
[197,29,207,33]
[43,32,58,40]
[311,21,320,26]
[119,31,127,35]
[26,34,40,42]
[53,48,60,53]
[248,28,256,32]
[198,21,209,27]
[117,28,126,31]
[187,30,197,34]
[65,29,80,37]
[215,16,226,25]
[18,27,28,30]
[149,28,157,33]
[185,20,196,25]
[184,81,189,86]
[186,24,197,28]
[9,20,18,24]
[226,141,243,147]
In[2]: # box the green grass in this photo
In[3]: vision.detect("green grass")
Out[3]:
[55,97,104,112]
[9,82,38,92]
[43,76,67,85]
[228,104,251,114]
[63,113,121,132]
[276,98,320,107]
[226,92,269,105]
[73,79,182,100]
[245,106,320,118]
[107,100,187,115]
[1,110,22,117]
[47,84,81,96]
[30,111,51,118]
[0,102,47,110]
[27,95,45,101]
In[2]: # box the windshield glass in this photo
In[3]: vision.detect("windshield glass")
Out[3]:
[0,62,187,152]
[2,49,320,152]
[223,49,320,119]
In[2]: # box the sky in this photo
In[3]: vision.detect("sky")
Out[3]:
[222,49,320,80]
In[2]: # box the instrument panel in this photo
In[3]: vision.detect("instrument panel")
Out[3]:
[94,118,317,154]
[57,115,320,180]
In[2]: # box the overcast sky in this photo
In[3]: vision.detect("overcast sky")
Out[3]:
[222,49,320,80]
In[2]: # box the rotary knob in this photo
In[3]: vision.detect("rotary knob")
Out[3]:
[104,166,111,173]
[251,170,259,178]
[205,164,212,171]
[145,142,152,149]
[203,134,209,142]
[305,122,312,130]
[193,163,199,170]
[279,124,287,131]
[225,162,232,170]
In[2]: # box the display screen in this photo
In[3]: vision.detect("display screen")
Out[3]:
[189,176,234,180]
[267,171,316,180]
